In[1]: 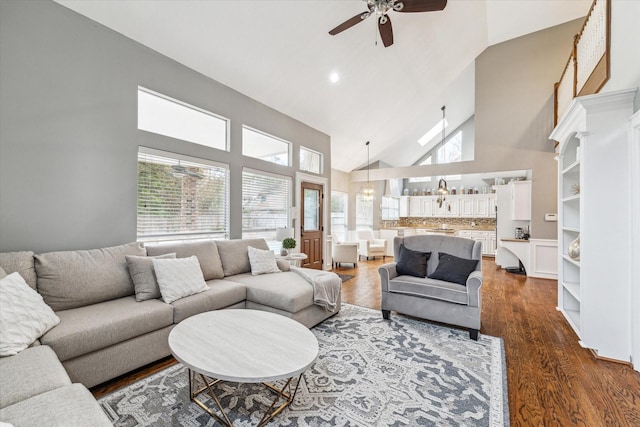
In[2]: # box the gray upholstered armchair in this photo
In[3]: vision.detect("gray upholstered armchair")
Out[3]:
[378,235,483,340]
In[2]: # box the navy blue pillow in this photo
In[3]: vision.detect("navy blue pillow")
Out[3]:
[428,252,478,286]
[396,245,431,278]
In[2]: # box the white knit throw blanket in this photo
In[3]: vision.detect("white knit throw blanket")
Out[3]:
[291,267,341,311]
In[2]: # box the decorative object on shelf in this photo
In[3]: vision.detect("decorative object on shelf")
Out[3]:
[282,237,297,256]
[276,227,295,256]
[361,141,375,201]
[436,105,449,208]
[571,183,580,195]
[568,234,580,261]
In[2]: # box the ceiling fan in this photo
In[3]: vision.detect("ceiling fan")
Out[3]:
[328,0,447,47]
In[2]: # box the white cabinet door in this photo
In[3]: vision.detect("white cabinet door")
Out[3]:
[474,196,490,217]
[422,196,434,216]
[460,197,474,217]
[409,197,423,217]
[433,197,446,216]
[399,196,409,217]
[489,194,497,218]
[487,234,497,255]
[445,196,460,217]
[511,181,532,220]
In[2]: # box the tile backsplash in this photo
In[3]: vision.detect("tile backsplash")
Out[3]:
[381,217,496,231]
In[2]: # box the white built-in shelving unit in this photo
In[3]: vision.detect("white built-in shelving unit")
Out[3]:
[550,88,637,363]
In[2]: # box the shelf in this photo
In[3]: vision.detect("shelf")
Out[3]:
[562,160,580,175]
[562,194,580,203]
[562,227,580,233]
[562,308,582,336]
[562,254,580,267]
[562,281,580,301]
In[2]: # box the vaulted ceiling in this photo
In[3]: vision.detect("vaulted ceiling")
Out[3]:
[56,0,590,172]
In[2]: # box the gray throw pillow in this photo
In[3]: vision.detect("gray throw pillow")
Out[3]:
[396,244,430,278]
[428,252,478,285]
[126,253,176,301]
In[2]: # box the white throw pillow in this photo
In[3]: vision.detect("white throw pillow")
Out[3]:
[248,246,281,275]
[0,272,60,356]
[152,256,208,304]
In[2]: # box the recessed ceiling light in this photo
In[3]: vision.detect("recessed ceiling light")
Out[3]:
[329,72,340,83]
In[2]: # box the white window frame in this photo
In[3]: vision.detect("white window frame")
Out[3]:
[331,191,348,242]
[137,87,229,151]
[241,168,292,250]
[300,146,323,174]
[137,147,230,242]
[242,126,291,167]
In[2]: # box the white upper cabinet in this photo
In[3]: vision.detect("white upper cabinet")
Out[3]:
[511,181,532,221]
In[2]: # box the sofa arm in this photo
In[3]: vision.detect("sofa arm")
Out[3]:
[378,263,398,292]
[466,270,483,307]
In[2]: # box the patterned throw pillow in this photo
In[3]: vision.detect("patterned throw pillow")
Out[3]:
[152,256,208,304]
[247,246,281,276]
[0,272,60,356]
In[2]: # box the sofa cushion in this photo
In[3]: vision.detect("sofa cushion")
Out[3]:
[248,246,281,275]
[0,273,60,356]
[428,252,479,286]
[126,253,176,301]
[396,245,430,278]
[39,296,173,361]
[216,239,270,276]
[145,240,224,280]
[388,275,469,305]
[0,346,70,409]
[0,383,112,427]
[153,256,209,304]
[171,279,247,323]
[0,251,37,289]
[35,242,146,311]
[397,235,480,276]
[225,271,313,313]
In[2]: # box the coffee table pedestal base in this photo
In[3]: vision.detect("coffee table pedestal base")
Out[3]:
[189,369,303,426]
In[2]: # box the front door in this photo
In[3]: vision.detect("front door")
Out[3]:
[300,182,323,269]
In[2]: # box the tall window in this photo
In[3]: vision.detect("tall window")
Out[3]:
[355,194,373,231]
[438,131,462,180]
[300,146,323,174]
[137,87,228,151]
[331,192,348,242]
[242,169,291,247]
[242,126,290,166]
[137,148,229,242]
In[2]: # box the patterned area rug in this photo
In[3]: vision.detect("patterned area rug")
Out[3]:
[99,304,508,426]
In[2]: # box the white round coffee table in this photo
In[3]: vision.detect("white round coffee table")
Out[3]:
[168,310,319,426]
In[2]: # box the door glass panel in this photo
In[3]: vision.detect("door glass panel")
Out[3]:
[304,189,319,231]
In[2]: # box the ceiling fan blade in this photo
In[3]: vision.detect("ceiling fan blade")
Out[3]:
[378,15,394,47]
[396,0,447,13]
[329,12,370,35]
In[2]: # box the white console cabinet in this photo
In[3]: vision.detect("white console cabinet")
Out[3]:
[550,88,636,363]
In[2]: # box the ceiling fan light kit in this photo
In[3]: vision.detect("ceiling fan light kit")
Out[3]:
[328,0,447,47]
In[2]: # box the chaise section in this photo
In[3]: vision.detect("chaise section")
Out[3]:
[226,271,315,313]
[40,296,173,361]
[171,279,247,323]
[0,384,112,427]
[0,346,70,409]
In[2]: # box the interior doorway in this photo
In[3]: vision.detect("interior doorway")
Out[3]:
[300,181,323,269]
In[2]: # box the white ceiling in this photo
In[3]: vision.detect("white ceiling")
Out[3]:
[56,0,590,172]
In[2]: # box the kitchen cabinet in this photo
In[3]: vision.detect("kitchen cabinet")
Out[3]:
[511,181,531,221]
[408,196,423,217]
[399,196,409,217]
[456,230,496,256]
[444,196,460,217]
[474,196,490,217]
[460,197,474,217]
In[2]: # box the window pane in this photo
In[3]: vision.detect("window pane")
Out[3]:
[331,191,348,242]
[356,194,373,231]
[242,169,291,248]
[300,146,322,174]
[304,189,320,231]
[137,148,229,241]
[243,126,290,166]
[138,87,228,151]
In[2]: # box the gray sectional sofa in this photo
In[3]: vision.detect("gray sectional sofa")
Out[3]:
[0,238,341,426]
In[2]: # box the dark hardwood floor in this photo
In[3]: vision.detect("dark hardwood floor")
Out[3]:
[93,257,640,426]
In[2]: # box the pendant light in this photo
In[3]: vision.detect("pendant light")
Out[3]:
[437,106,448,208]
[361,141,374,201]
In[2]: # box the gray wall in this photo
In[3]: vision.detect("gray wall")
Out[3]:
[472,18,583,239]
[0,1,330,253]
